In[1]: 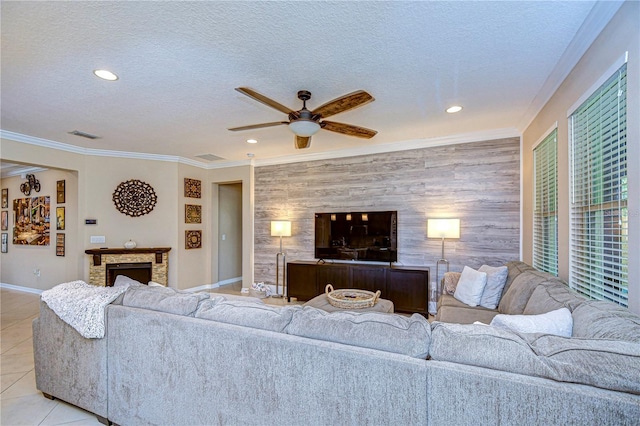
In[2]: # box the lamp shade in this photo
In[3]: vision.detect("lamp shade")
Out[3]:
[427,218,460,239]
[271,221,291,237]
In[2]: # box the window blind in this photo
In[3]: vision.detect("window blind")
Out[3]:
[533,129,558,276]
[569,63,628,307]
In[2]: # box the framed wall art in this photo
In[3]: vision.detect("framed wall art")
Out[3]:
[56,233,65,257]
[13,196,50,245]
[185,204,202,224]
[1,188,7,208]
[1,210,7,231]
[112,179,157,217]
[184,178,201,198]
[185,230,202,249]
[57,180,65,204]
[1,233,7,253]
[56,207,65,230]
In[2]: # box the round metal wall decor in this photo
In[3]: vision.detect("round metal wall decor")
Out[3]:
[112,179,157,217]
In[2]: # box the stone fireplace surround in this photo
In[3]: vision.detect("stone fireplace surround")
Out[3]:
[85,247,171,287]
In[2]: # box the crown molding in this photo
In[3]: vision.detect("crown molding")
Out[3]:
[253,128,520,167]
[517,0,625,132]
[2,127,520,170]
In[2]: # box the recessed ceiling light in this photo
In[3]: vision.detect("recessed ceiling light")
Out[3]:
[93,69,119,81]
[247,139,258,144]
[446,105,463,113]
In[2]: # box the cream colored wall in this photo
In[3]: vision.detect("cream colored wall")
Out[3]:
[218,183,243,282]
[208,165,254,289]
[0,169,79,290]
[81,155,180,286]
[522,1,639,313]
[177,163,210,290]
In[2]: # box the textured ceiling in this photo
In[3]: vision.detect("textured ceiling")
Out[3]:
[1,1,604,165]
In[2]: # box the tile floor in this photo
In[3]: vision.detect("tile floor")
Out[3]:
[0,284,299,425]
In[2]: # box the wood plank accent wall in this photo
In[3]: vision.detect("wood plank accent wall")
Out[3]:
[254,137,520,286]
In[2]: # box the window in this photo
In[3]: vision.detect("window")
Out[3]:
[533,128,558,276]
[569,63,628,307]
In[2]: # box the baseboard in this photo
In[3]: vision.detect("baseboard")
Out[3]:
[0,282,44,295]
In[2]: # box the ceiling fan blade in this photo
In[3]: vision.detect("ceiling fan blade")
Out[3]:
[235,87,295,115]
[312,90,374,119]
[295,135,311,149]
[321,121,377,139]
[228,121,287,132]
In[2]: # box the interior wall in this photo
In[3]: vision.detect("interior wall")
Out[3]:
[177,163,210,290]
[0,168,79,290]
[208,165,254,289]
[218,183,242,283]
[522,1,639,314]
[253,137,521,287]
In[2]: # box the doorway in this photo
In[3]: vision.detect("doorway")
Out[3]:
[217,183,242,287]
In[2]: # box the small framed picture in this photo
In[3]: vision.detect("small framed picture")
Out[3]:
[185,230,202,249]
[56,207,65,230]
[185,204,202,224]
[56,233,65,257]
[184,178,202,198]
[1,233,7,253]
[57,180,66,204]
[1,210,7,231]
[1,188,7,208]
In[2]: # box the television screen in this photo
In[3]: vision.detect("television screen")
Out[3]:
[315,211,397,262]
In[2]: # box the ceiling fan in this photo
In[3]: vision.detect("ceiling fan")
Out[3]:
[228,88,377,149]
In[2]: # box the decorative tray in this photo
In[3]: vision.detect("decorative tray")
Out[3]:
[325,284,381,309]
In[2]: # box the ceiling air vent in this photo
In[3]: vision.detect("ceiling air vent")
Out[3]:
[68,130,100,139]
[195,154,225,162]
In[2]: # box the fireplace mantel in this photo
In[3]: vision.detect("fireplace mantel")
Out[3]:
[85,247,171,286]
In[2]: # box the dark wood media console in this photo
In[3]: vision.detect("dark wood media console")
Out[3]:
[287,261,430,315]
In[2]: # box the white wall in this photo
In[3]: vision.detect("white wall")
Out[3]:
[522,1,639,313]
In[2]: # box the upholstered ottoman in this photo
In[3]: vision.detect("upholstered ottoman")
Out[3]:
[304,293,394,313]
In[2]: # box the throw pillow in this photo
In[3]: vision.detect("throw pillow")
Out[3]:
[478,265,508,309]
[453,266,488,307]
[443,272,462,295]
[490,307,573,337]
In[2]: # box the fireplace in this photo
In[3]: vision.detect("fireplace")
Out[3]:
[85,247,171,287]
[106,262,152,286]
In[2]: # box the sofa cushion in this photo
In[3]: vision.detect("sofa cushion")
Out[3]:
[286,307,431,358]
[195,297,298,332]
[453,266,488,307]
[521,333,640,395]
[430,322,549,377]
[523,282,586,315]
[430,322,640,394]
[478,265,508,309]
[436,294,499,324]
[122,285,209,316]
[490,308,573,337]
[501,261,535,297]
[498,270,559,314]
[571,301,640,343]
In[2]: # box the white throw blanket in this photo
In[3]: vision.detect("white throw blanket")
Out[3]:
[41,280,129,338]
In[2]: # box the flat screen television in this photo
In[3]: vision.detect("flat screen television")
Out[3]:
[315,211,397,262]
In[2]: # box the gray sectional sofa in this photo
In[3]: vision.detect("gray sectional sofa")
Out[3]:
[33,262,640,425]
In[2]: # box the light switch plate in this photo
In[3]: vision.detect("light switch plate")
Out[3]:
[90,236,106,244]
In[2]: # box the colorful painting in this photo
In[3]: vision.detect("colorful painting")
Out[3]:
[13,196,50,245]
[1,211,7,231]
[1,188,7,208]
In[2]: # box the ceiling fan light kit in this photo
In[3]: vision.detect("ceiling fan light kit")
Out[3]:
[289,119,321,137]
[229,87,377,149]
